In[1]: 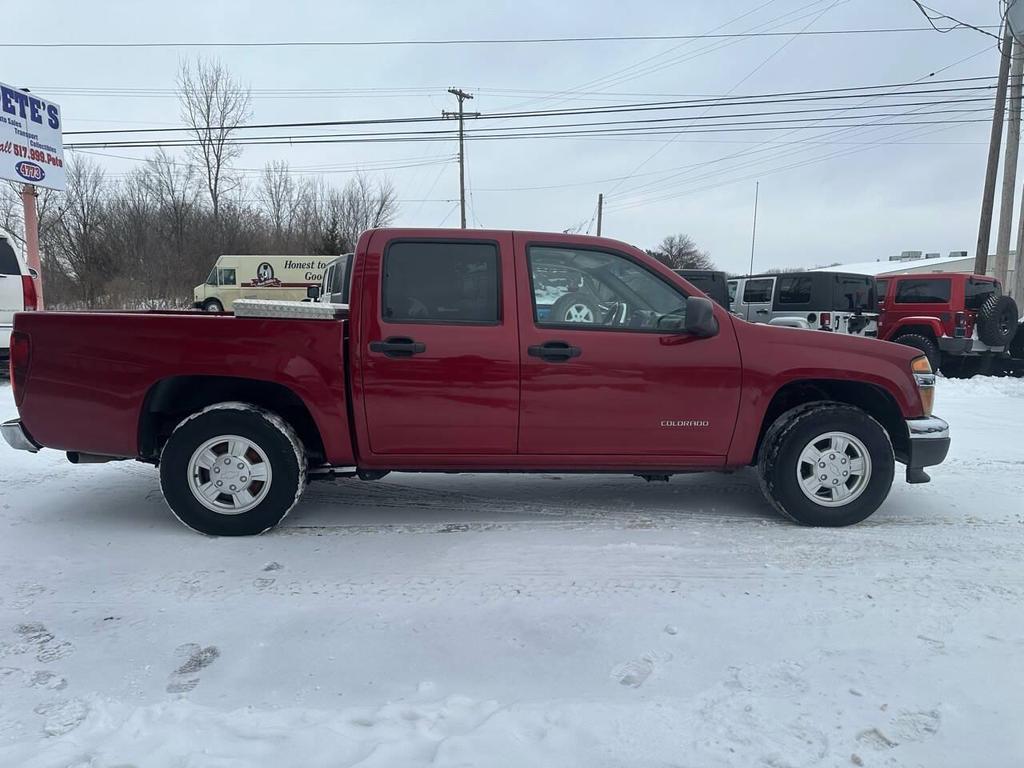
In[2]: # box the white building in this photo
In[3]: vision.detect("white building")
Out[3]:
[817,250,1017,288]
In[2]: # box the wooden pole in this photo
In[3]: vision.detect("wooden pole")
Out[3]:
[976,28,1014,275]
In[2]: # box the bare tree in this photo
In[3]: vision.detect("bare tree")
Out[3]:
[45,158,114,304]
[648,234,715,270]
[257,161,300,247]
[337,173,398,250]
[177,58,252,223]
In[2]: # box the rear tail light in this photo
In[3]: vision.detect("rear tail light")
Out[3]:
[21,275,37,311]
[10,331,30,407]
[954,311,966,338]
[819,312,831,330]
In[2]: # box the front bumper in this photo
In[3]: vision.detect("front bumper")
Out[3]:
[1,419,39,453]
[901,415,950,483]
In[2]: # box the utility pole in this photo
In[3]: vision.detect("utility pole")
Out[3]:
[596,193,604,236]
[996,41,1024,288]
[976,27,1015,275]
[442,88,479,229]
[748,181,760,276]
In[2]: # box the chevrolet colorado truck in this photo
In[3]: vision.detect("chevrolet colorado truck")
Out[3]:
[2,229,949,535]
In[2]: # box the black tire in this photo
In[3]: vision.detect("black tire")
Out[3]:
[757,402,895,527]
[976,294,1019,347]
[939,355,979,379]
[1010,321,1024,359]
[159,402,306,536]
[893,333,940,371]
[549,293,602,324]
[201,299,224,312]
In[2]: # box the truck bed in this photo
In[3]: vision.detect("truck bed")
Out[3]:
[12,310,354,464]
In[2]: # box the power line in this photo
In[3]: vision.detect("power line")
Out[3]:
[60,77,997,137]
[908,1,1002,40]
[0,26,998,49]
[606,43,999,204]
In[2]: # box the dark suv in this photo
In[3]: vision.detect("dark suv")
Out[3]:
[876,273,1020,375]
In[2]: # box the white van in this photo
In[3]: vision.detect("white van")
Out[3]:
[193,255,334,312]
[1,232,38,367]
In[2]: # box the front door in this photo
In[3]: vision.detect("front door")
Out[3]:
[357,234,520,455]
[516,237,741,460]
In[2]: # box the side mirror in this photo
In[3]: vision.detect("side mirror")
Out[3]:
[306,285,322,301]
[684,296,719,338]
[28,268,39,279]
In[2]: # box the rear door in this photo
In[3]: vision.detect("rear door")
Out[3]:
[515,237,741,460]
[739,277,775,322]
[356,233,520,456]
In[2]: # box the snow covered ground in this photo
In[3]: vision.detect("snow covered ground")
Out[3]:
[1,378,1022,767]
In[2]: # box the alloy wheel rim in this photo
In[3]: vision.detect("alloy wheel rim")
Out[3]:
[565,304,594,322]
[187,434,272,515]
[795,431,872,508]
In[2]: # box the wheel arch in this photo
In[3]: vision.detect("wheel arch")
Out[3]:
[886,318,943,341]
[754,379,908,464]
[139,375,326,464]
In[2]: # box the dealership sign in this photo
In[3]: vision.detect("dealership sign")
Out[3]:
[0,81,65,191]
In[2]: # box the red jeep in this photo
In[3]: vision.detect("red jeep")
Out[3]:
[876,273,1020,375]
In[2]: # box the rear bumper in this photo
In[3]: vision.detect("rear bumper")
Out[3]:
[901,416,949,482]
[1,419,40,453]
[938,336,1004,355]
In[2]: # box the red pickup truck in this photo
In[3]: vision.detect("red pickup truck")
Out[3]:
[2,229,949,535]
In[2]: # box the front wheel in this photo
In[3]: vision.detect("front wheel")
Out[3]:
[758,403,895,527]
[159,403,306,535]
[201,299,224,312]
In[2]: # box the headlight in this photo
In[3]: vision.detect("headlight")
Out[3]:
[912,356,935,415]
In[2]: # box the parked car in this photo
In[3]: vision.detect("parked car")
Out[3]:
[875,273,1019,375]
[673,269,731,309]
[307,253,353,304]
[193,254,335,312]
[1,233,37,370]
[3,228,948,535]
[728,272,879,336]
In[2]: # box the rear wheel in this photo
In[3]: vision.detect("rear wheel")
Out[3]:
[758,403,895,527]
[893,333,940,371]
[159,403,306,535]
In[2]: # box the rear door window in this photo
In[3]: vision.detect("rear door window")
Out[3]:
[383,241,500,324]
[742,278,774,303]
[777,276,812,305]
[834,275,876,312]
[965,277,1000,310]
[876,279,889,301]
[894,278,951,304]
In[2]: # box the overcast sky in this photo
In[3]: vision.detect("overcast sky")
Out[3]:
[6,0,1008,273]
